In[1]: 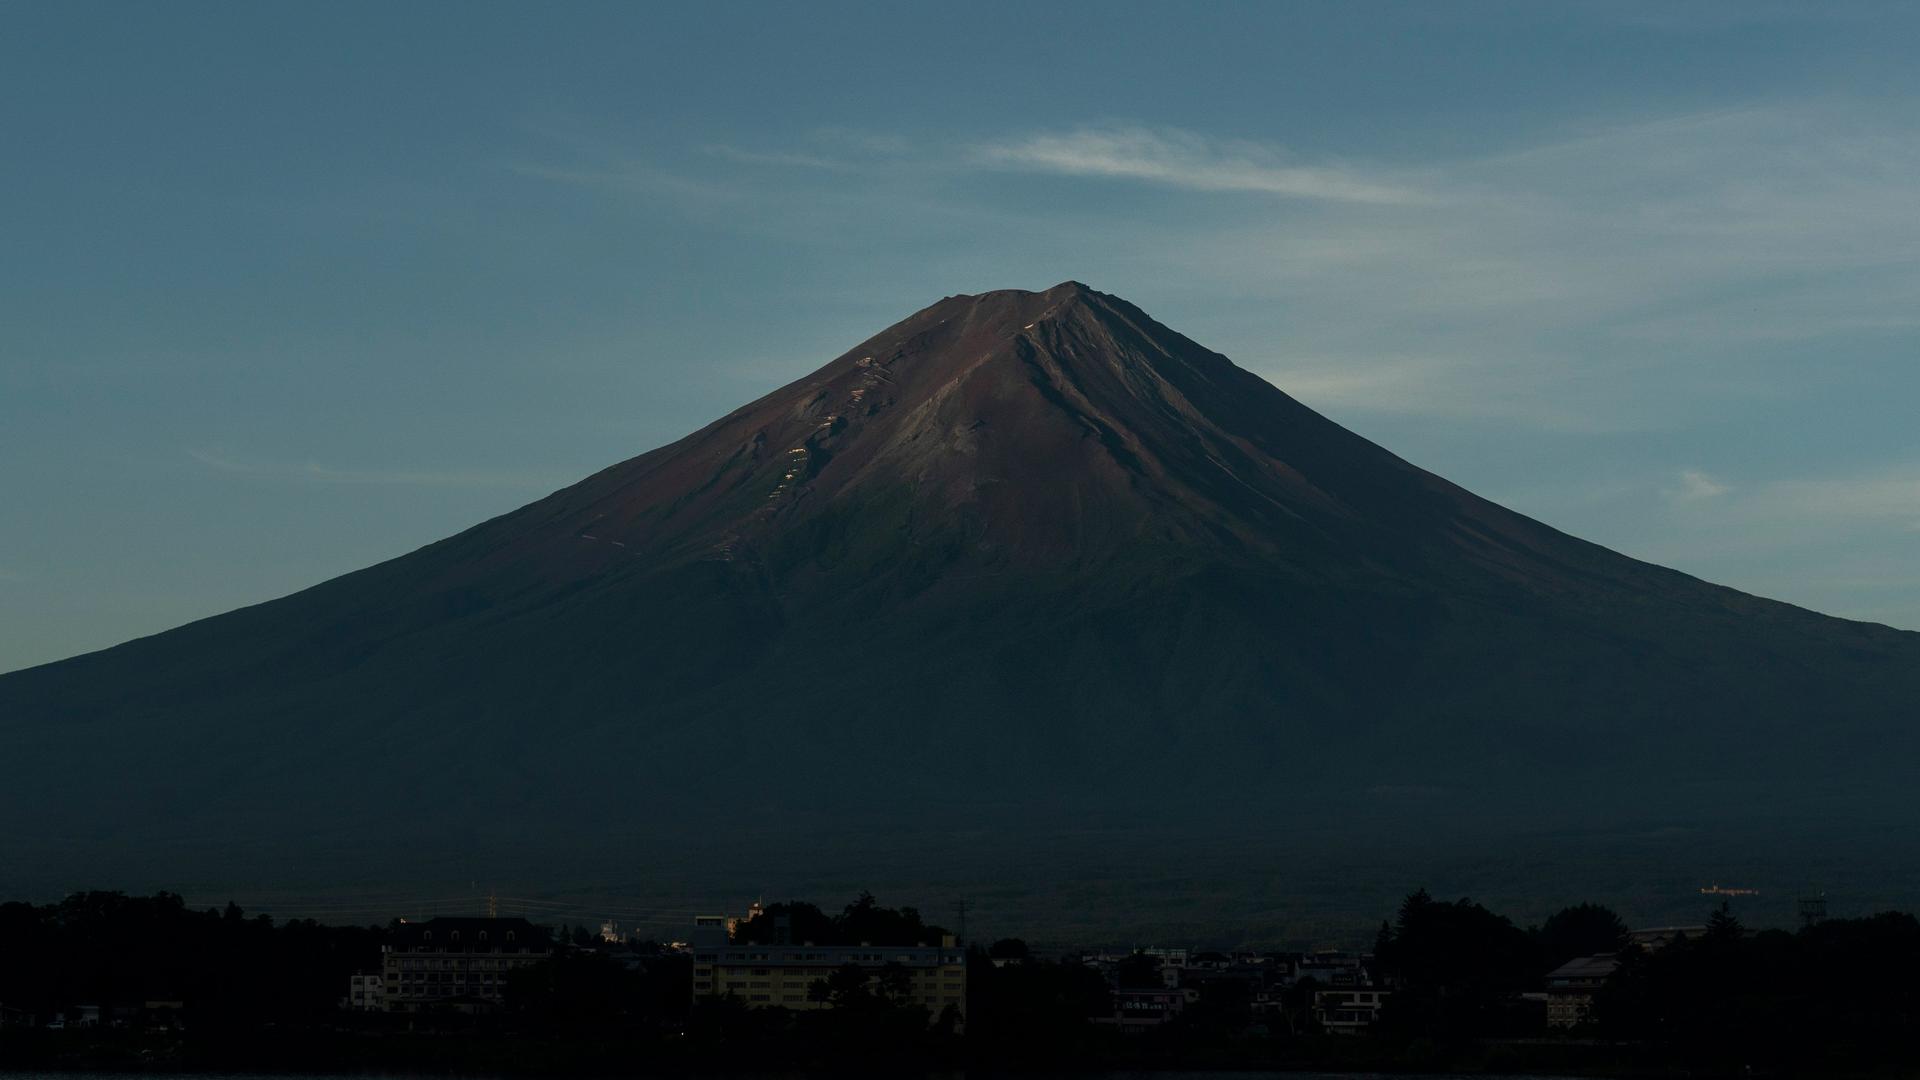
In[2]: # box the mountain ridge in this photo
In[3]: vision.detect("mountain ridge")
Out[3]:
[2,282,1915,926]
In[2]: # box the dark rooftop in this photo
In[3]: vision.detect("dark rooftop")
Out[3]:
[389,916,550,950]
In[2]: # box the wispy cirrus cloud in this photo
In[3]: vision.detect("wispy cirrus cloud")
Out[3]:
[1619,462,1920,615]
[973,126,1430,205]
[188,450,567,492]
[1752,466,1920,526]
[504,159,728,203]
[1490,458,1920,628]
[1261,353,1609,432]
[509,106,1920,440]
[1666,469,1732,503]
[1154,107,1920,433]
[1617,461,1920,557]
[698,144,850,171]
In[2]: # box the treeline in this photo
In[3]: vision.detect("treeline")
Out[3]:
[1598,907,1920,1071]
[1360,889,1920,1073]
[0,891,695,1033]
[1372,888,1632,1036]
[8,888,1920,1076]
[0,891,381,1025]
[729,892,950,946]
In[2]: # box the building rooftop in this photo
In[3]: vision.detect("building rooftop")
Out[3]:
[1546,953,1621,983]
[388,916,550,949]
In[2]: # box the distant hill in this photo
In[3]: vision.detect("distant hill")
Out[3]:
[4,282,1915,937]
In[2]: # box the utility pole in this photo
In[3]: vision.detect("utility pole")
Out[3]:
[487,889,498,919]
[955,899,969,945]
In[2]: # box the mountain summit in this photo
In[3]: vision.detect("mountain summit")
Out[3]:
[4,283,1916,928]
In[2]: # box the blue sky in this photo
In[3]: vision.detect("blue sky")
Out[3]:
[3,1,1918,672]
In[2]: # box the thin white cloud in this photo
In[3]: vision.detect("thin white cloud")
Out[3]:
[699,144,849,171]
[1153,106,1920,430]
[503,112,761,204]
[1757,466,1920,523]
[470,107,1920,630]
[188,450,567,492]
[1260,353,1606,432]
[973,126,1432,205]
[808,128,916,157]
[509,106,1920,438]
[1666,469,1732,503]
[504,160,727,202]
[1631,462,1920,563]
[1612,462,1920,628]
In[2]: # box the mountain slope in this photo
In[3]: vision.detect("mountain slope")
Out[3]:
[3,282,1915,922]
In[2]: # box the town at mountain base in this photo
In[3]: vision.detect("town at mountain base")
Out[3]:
[3,282,1917,926]
[7,887,1919,1077]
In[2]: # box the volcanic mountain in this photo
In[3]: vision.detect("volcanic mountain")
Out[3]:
[4,282,1916,928]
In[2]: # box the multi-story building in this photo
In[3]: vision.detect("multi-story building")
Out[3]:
[689,917,965,1023]
[1073,946,1189,989]
[1096,986,1191,1030]
[1295,950,1369,986]
[1139,947,1188,963]
[1299,953,1388,1035]
[1313,986,1389,1034]
[379,917,552,1012]
[345,971,385,1011]
[1544,953,1619,1028]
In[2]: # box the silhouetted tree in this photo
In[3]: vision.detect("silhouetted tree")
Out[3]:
[965,945,1111,1054]
[1282,974,1322,1035]
[731,894,947,947]
[1115,951,1163,989]
[1375,888,1537,1037]
[987,937,1030,961]
[1705,901,1743,944]
[1373,918,1394,957]
[1596,908,1920,1072]
[0,891,382,1026]
[1176,975,1253,1035]
[1537,902,1629,971]
[807,963,864,1006]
